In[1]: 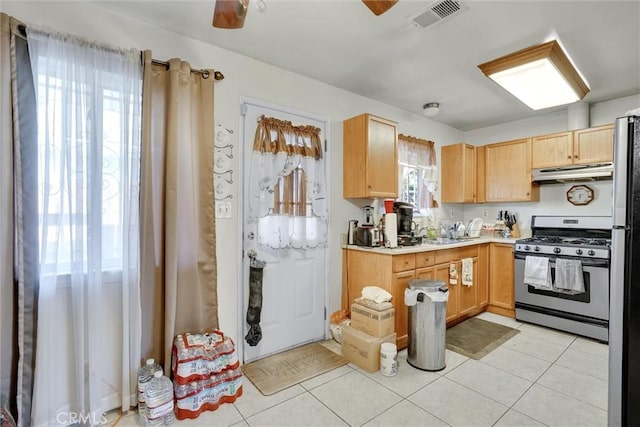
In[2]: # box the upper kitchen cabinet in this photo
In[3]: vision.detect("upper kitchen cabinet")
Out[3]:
[573,124,614,165]
[343,113,398,198]
[485,138,540,202]
[531,131,574,168]
[532,124,614,168]
[441,143,485,203]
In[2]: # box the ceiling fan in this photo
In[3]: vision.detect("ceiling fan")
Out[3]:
[212,0,399,29]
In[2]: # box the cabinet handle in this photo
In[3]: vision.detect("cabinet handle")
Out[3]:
[574,155,579,159]
[567,155,572,159]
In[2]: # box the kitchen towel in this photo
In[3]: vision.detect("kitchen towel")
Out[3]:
[462,258,473,286]
[553,258,585,294]
[449,263,458,285]
[524,256,553,290]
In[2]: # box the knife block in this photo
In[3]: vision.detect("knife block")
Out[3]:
[510,223,521,238]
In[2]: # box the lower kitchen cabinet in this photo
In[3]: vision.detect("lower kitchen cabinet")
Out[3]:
[343,244,490,349]
[488,243,515,317]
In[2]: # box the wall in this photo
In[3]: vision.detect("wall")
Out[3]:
[1,1,464,361]
[459,94,640,233]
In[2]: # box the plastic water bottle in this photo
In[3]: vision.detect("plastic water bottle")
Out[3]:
[143,371,174,426]
[138,359,162,417]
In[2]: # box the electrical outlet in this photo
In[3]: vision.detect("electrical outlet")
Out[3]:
[483,209,489,218]
[215,201,232,218]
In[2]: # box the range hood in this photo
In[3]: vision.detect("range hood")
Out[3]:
[532,162,613,184]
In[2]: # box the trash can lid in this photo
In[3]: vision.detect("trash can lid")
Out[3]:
[409,278,446,291]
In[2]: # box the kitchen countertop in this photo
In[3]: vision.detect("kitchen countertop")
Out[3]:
[344,236,519,255]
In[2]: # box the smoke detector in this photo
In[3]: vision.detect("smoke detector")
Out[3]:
[408,0,468,29]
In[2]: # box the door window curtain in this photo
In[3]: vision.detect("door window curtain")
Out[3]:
[398,133,439,215]
[248,116,327,249]
[0,14,39,426]
[26,28,143,424]
[139,52,219,374]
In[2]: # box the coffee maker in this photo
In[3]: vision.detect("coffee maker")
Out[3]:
[393,202,414,236]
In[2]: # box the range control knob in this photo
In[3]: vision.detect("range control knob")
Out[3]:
[534,246,541,252]
[588,249,596,256]
[576,249,583,255]
[553,247,561,254]
[524,245,530,251]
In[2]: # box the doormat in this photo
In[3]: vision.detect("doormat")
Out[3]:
[446,317,520,360]
[242,343,348,396]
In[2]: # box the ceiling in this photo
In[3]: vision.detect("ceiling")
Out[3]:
[97,0,640,131]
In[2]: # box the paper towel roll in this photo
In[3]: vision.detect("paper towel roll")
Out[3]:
[385,213,398,248]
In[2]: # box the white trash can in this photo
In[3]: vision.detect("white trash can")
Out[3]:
[404,279,449,371]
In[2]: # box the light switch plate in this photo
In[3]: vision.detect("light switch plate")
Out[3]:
[216,201,232,218]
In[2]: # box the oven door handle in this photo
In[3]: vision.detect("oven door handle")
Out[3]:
[514,253,609,268]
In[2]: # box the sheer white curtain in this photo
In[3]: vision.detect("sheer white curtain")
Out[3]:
[248,117,327,249]
[27,29,143,425]
[398,134,438,215]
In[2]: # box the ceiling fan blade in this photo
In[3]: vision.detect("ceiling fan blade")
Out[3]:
[361,0,399,16]
[212,0,250,29]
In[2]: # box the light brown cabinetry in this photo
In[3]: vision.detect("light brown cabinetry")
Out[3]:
[441,143,486,203]
[488,243,515,317]
[485,138,539,202]
[343,113,398,198]
[531,124,614,168]
[573,124,614,165]
[343,244,490,349]
[531,131,574,168]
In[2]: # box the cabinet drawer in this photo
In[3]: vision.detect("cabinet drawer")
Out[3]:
[415,251,435,268]
[434,246,478,264]
[392,254,416,272]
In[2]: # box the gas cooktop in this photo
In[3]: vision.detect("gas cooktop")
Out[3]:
[517,236,611,247]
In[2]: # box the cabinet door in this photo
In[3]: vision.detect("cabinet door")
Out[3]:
[458,259,478,317]
[573,124,614,165]
[434,263,457,323]
[489,243,515,316]
[531,131,573,168]
[441,143,475,203]
[477,244,490,307]
[366,115,398,198]
[485,138,539,202]
[475,145,486,203]
[393,270,416,350]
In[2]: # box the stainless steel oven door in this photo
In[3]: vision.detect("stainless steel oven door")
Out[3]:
[514,254,609,321]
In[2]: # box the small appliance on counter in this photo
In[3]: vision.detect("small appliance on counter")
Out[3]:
[393,201,415,236]
[354,226,380,247]
[353,205,381,247]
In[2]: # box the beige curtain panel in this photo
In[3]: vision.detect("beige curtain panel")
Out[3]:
[139,51,218,373]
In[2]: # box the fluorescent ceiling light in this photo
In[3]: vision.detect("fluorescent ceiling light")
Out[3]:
[478,40,589,110]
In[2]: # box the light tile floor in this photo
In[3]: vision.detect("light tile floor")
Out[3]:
[109,312,608,426]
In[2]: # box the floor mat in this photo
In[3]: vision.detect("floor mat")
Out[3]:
[242,342,348,396]
[446,317,520,360]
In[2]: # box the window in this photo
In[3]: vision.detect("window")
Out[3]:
[28,32,142,280]
[397,134,438,216]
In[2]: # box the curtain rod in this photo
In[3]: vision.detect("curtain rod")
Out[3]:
[151,59,224,81]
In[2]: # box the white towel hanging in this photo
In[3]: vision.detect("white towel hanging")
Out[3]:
[461,258,473,287]
[554,258,585,294]
[524,256,553,290]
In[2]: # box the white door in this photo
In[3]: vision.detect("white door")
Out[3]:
[241,100,328,363]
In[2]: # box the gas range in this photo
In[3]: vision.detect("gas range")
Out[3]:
[515,215,612,260]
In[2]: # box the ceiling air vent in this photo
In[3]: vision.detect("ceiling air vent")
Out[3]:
[409,0,468,29]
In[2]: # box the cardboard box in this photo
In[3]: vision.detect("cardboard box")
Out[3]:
[350,303,395,337]
[341,326,396,373]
